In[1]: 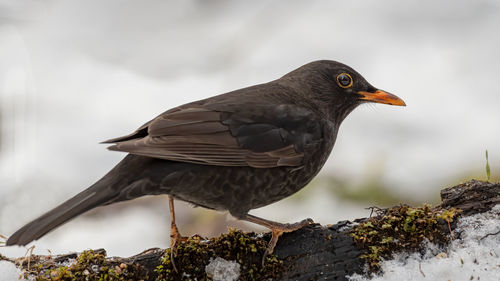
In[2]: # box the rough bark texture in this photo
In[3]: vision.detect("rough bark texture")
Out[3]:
[440,179,500,216]
[2,180,499,281]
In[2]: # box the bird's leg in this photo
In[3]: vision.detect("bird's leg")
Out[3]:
[243,214,314,265]
[168,195,184,272]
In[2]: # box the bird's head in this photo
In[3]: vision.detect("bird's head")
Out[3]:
[281,60,405,122]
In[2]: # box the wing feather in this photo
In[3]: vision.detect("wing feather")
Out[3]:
[105,103,321,168]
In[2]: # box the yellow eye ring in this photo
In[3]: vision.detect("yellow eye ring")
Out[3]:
[336,73,353,88]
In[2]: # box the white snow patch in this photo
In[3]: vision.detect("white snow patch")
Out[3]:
[0,261,24,281]
[205,257,241,281]
[349,205,500,281]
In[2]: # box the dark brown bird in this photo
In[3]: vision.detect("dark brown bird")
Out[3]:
[6,60,405,267]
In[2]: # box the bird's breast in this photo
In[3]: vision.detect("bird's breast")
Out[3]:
[227,121,338,215]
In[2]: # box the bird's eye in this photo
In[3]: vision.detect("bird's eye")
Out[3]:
[336,73,353,88]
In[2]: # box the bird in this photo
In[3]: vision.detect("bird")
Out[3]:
[6,60,405,268]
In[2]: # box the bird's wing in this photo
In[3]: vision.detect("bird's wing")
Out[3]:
[103,103,323,168]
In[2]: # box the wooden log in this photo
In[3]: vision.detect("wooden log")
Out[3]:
[1,180,498,281]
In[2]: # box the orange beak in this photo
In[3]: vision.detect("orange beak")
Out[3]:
[357,89,406,106]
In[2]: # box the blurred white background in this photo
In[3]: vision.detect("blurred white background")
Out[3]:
[1,0,499,258]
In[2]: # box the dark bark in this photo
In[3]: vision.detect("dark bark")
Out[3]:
[440,179,500,216]
[2,180,499,281]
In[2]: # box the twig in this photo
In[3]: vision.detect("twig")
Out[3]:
[419,262,426,277]
[0,253,14,263]
[448,221,455,240]
[24,245,35,271]
[479,229,500,241]
[365,206,384,218]
[0,234,6,248]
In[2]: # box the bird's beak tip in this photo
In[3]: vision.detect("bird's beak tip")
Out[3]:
[357,89,406,107]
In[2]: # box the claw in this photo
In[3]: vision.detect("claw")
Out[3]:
[169,224,182,272]
[243,214,314,266]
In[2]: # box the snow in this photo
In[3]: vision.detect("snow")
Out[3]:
[205,257,241,281]
[349,205,500,281]
[0,261,22,281]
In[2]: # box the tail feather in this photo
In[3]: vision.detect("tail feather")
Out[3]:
[6,182,117,246]
[5,154,174,246]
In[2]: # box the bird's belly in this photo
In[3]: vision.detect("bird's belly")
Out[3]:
[164,159,323,219]
[160,132,335,218]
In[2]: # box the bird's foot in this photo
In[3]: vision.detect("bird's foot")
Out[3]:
[243,214,314,266]
[169,224,187,272]
[261,218,314,265]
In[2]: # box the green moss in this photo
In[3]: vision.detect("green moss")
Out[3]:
[155,229,283,281]
[350,205,457,272]
[25,250,147,281]
[24,229,283,280]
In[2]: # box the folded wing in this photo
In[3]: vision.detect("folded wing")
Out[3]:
[103,103,322,168]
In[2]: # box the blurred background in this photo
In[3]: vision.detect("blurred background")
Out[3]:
[0,0,499,258]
